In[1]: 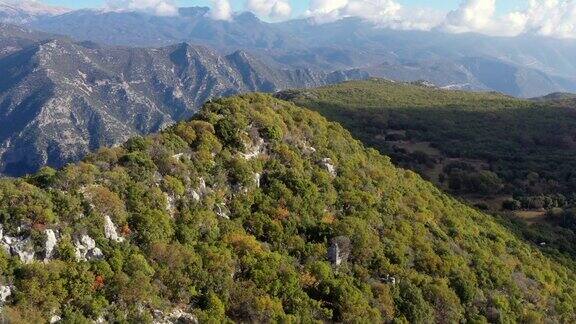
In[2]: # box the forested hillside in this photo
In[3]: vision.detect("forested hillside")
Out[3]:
[0,94,574,322]
[281,79,576,261]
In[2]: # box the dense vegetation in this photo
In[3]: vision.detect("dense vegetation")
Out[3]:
[282,79,576,261]
[0,94,575,322]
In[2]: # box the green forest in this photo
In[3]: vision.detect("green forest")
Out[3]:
[282,79,576,263]
[0,94,574,322]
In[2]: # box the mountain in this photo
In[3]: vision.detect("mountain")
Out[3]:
[360,57,576,97]
[0,0,68,24]
[279,79,576,259]
[15,8,576,97]
[531,92,576,102]
[0,23,55,58]
[0,94,574,322]
[0,37,366,177]
[29,8,301,51]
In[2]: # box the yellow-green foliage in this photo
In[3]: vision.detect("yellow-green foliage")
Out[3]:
[286,79,576,261]
[0,94,574,322]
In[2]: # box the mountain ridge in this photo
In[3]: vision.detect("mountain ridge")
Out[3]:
[9,6,575,97]
[0,34,367,176]
[0,94,573,322]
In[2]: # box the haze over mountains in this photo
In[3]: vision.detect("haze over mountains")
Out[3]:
[0,0,68,24]
[6,5,576,98]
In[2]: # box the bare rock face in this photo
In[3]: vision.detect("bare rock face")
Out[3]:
[74,234,103,261]
[320,158,337,178]
[0,226,35,264]
[215,203,230,220]
[44,229,58,261]
[103,215,124,243]
[328,236,351,266]
[164,193,177,217]
[254,172,261,188]
[0,285,11,305]
[241,129,267,160]
[153,309,198,324]
[188,177,208,202]
[0,33,365,177]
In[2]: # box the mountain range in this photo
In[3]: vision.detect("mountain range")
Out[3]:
[0,0,68,24]
[2,5,573,97]
[0,27,365,176]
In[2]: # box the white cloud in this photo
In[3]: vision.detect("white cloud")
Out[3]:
[303,0,576,39]
[307,0,348,15]
[210,0,233,20]
[306,0,402,24]
[246,0,292,20]
[440,0,576,38]
[510,0,576,38]
[105,0,178,16]
[304,0,442,30]
[443,0,497,33]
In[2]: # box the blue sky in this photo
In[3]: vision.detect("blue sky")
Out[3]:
[43,0,528,17]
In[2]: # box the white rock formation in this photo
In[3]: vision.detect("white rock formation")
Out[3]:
[153,308,198,324]
[189,190,201,202]
[0,285,11,304]
[254,172,261,188]
[189,178,208,202]
[241,129,266,160]
[302,143,317,155]
[328,236,351,266]
[198,178,207,194]
[6,236,35,264]
[320,158,337,177]
[104,215,124,243]
[215,203,230,220]
[75,235,103,261]
[44,229,58,261]
[164,193,177,216]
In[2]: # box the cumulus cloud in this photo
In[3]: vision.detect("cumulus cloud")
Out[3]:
[442,0,497,33]
[210,0,233,20]
[246,0,292,20]
[305,0,442,30]
[440,0,576,38]
[306,0,402,23]
[105,0,178,16]
[510,0,576,38]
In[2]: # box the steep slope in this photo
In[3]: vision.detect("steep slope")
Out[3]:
[280,79,576,259]
[0,23,55,58]
[0,94,574,322]
[0,39,366,176]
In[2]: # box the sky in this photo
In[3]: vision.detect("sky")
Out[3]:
[36,0,576,39]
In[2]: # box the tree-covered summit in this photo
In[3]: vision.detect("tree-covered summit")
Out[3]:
[0,94,574,322]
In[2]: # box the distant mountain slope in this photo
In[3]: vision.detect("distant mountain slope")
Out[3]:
[0,38,366,176]
[0,23,55,58]
[531,92,576,102]
[0,94,574,322]
[0,0,69,24]
[19,7,576,97]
